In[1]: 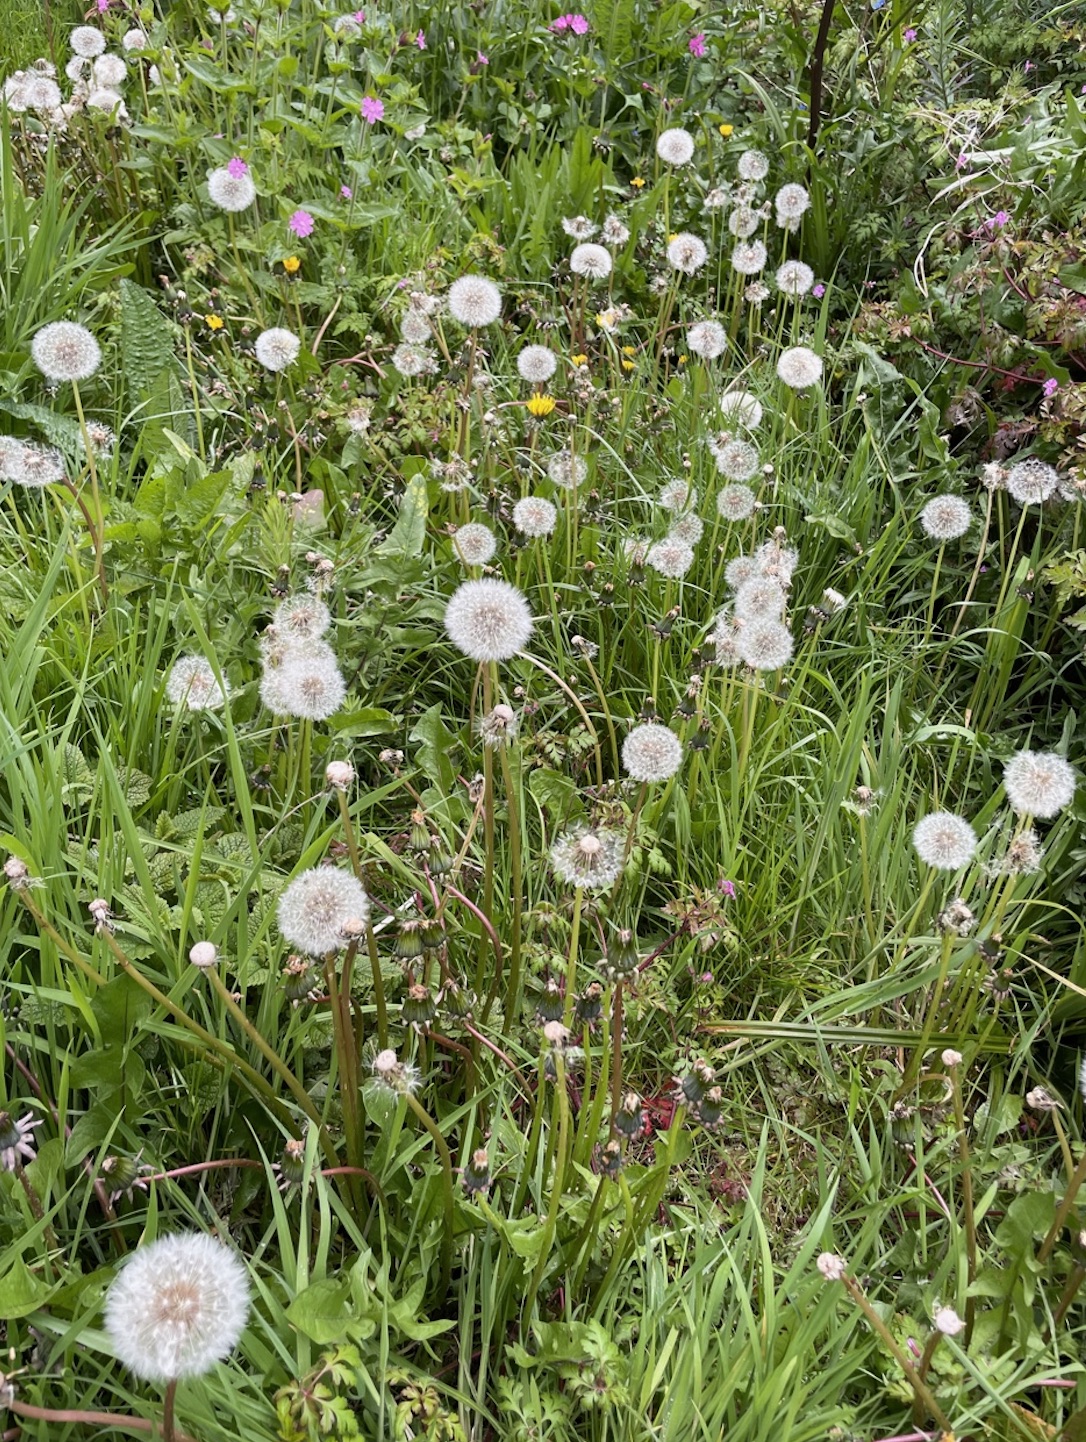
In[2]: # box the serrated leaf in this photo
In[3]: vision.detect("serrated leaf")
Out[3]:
[119,277,178,403]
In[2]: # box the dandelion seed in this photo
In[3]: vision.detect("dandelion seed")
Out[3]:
[737,617,793,670]
[731,241,767,275]
[712,612,744,665]
[550,826,625,889]
[122,27,147,49]
[262,652,346,721]
[920,495,971,540]
[278,866,370,955]
[622,722,683,782]
[724,554,758,588]
[714,439,759,481]
[447,275,502,327]
[93,53,127,88]
[993,827,1043,875]
[704,186,731,211]
[0,436,27,480]
[656,127,695,165]
[737,149,769,181]
[517,345,558,383]
[775,260,815,297]
[452,522,498,566]
[206,164,256,212]
[392,343,434,377]
[728,207,760,239]
[1006,457,1059,506]
[601,214,630,246]
[646,536,695,579]
[669,512,704,545]
[103,1233,250,1382]
[31,321,101,382]
[1003,750,1076,819]
[734,576,787,620]
[561,215,597,239]
[912,811,977,870]
[254,328,301,372]
[569,243,613,280]
[10,443,66,489]
[371,1048,420,1096]
[719,389,763,429]
[776,346,823,389]
[716,484,757,522]
[512,495,558,537]
[273,595,331,643]
[71,25,107,56]
[444,578,533,662]
[775,183,810,228]
[547,450,588,489]
[658,478,697,513]
[667,232,709,274]
[165,656,229,712]
[686,320,727,360]
[86,88,128,118]
[478,703,518,748]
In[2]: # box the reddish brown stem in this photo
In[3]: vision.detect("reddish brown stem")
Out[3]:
[7,1399,197,1442]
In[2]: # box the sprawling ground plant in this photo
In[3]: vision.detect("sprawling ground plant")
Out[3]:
[1,0,1085,1439]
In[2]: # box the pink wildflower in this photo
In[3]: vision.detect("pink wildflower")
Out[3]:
[416,29,426,48]
[476,50,489,64]
[903,26,917,41]
[986,210,1010,230]
[721,879,736,899]
[361,96,384,122]
[352,8,364,18]
[689,33,706,57]
[812,283,825,298]
[227,157,249,179]
[340,184,352,199]
[570,13,589,32]
[1042,378,1059,398]
[289,209,315,238]
[97,0,110,10]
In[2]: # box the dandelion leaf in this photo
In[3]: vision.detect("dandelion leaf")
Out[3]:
[119,277,178,403]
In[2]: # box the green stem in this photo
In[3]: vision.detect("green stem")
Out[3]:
[523,1052,571,1320]
[403,1091,455,1295]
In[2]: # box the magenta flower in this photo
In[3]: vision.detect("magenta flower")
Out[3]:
[903,26,917,41]
[986,209,1010,230]
[340,184,352,199]
[360,95,384,122]
[227,156,249,178]
[689,32,706,57]
[352,8,364,18]
[289,209,315,238]
[1042,378,1059,398]
[97,0,110,10]
[416,29,426,48]
[476,50,489,64]
[551,13,589,32]
[812,283,825,299]
[721,879,736,899]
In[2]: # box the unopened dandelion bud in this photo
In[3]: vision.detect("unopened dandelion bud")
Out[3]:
[439,976,475,1018]
[409,810,431,852]
[696,1086,724,1129]
[403,982,437,1029]
[281,956,319,1004]
[339,915,366,943]
[276,1138,307,1189]
[189,941,218,969]
[941,1049,963,1070]
[574,983,604,1027]
[88,898,113,931]
[394,919,426,960]
[325,760,355,791]
[536,978,565,1024]
[462,1148,492,1195]
[599,1138,624,1178]
[613,1092,644,1140]
[100,1152,147,1202]
[426,835,454,876]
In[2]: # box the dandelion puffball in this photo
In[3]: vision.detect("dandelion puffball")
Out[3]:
[1006,457,1059,506]
[731,241,768,275]
[547,450,588,489]
[71,25,106,57]
[686,320,727,360]
[447,275,502,327]
[31,321,101,383]
[775,260,814,297]
[550,826,625,889]
[775,183,810,226]
[656,127,695,165]
[206,165,256,212]
[103,1232,250,1382]
[517,345,558,383]
[452,522,498,567]
[912,811,977,870]
[622,723,683,783]
[1003,750,1076,819]
[444,578,533,662]
[165,656,229,712]
[667,233,709,274]
[569,243,612,280]
[277,866,370,955]
[776,346,823,390]
[254,328,301,372]
[920,495,971,541]
[737,618,793,670]
[512,496,557,538]
[646,537,695,579]
[737,149,769,181]
[717,485,757,521]
[719,389,763,429]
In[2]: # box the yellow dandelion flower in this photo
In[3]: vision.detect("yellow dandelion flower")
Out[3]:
[621,359,636,372]
[571,354,588,367]
[282,255,302,275]
[630,176,646,188]
[719,124,733,138]
[667,232,679,243]
[678,354,688,364]
[621,346,637,357]
[527,395,556,417]
[205,314,224,331]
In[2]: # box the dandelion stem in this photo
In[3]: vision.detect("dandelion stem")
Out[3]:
[162,1379,178,1442]
[563,888,584,1026]
[6,1400,197,1442]
[523,1051,570,1320]
[840,1274,952,1430]
[1038,1148,1086,1266]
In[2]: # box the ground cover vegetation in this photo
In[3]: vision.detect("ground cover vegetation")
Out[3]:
[1,0,1086,1437]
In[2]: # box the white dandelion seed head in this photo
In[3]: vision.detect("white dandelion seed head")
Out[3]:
[550,826,626,890]
[447,275,502,327]
[85,88,128,118]
[646,537,695,579]
[561,215,597,240]
[775,183,810,221]
[264,652,346,721]
[668,512,704,545]
[392,343,435,377]
[274,594,331,643]
[569,243,613,280]
[547,450,588,489]
[712,612,744,666]
[734,576,787,620]
[12,444,66,488]
[71,25,106,56]
[206,166,256,213]
[103,1232,250,1382]
[754,536,798,584]
[719,389,763,429]
[704,185,731,211]
[1006,457,1059,506]
[122,28,148,51]
[400,309,433,344]
[622,722,683,783]
[667,232,709,275]
[728,206,760,239]
[65,55,90,81]
[656,127,695,165]
[737,617,793,670]
[31,321,101,383]
[601,214,630,246]
[254,328,301,373]
[512,495,558,538]
[737,149,769,181]
[776,346,823,389]
[0,436,27,480]
[478,702,519,747]
[93,54,127,88]
[24,75,62,111]
[345,401,372,433]
[724,555,758,589]
[453,522,498,567]
[920,495,972,540]
[189,941,218,969]
[1003,750,1076,819]
[775,260,815,297]
[165,656,229,712]
[517,345,558,383]
[444,578,533,662]
[715,439,760,482]
[731,241,768,275]
[686,320,727,360]
[933,1306,964,1337]
[913,812,977,870]
[658,478,697,513]
[277,866,370,955]
[83,419,115,457]
[716,485,757,522]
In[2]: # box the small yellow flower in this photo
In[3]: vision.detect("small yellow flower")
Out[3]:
[282,255,302,274]
[719,124,733,138]
[621,345,637,357]
[630,176,646,188]
[571,354,588,367]
[527,394,556,417]
[205,314,224,331]
[667,232,679,243]
[678,354,688,364]
[621,359,636,372]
